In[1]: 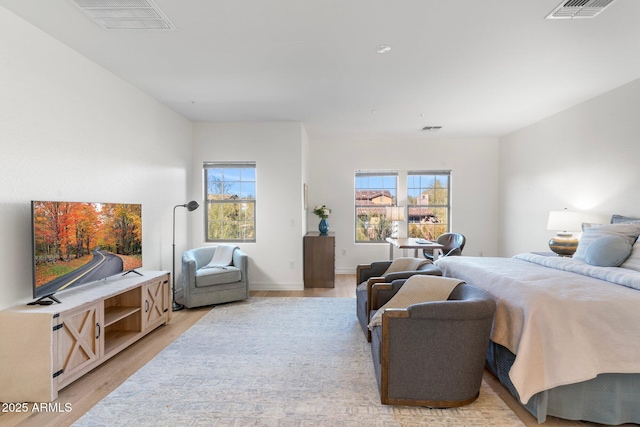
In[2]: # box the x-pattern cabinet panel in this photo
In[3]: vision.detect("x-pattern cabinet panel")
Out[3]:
[55,302,103,389]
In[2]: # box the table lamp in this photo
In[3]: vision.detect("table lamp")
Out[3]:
[547,209,582,257]
[386,206,405,239]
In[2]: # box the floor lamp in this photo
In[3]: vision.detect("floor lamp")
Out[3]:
[172,200,199,311]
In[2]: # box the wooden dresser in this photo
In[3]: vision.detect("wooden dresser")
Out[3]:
[303,232,335,288]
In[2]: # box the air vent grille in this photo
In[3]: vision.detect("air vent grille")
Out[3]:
[421,126,442,132]
[69,0,175,30]
[546,0,617,19]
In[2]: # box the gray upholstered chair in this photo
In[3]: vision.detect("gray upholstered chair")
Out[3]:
[369,281,495,407]
[355,260,442,342]
[178,246,248,308]
[423,232,466,261]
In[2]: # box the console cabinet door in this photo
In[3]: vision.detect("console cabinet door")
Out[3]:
[142,276,169,332]
[54,302,103,388]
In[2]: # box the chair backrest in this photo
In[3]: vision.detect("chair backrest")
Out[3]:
[436,233,466,253]
[405,283,495,321]
[186,246,239,270]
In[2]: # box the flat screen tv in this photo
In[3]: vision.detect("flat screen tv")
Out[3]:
[31,201,142,304]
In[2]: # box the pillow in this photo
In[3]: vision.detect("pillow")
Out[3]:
[611,214,640,224]
[582,222,598,231]
[573,223,640,261]
[620,241,640,272]
[584,235,632,267]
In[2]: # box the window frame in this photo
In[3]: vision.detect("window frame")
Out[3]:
[406,170,451,240]
[203,161,256,243]
[354,170,398,243]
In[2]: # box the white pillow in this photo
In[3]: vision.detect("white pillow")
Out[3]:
[573,223,640,261]
[620,241,640,272]
[584,235,632,267]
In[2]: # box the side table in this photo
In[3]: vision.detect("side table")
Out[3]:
[303,232,335,288]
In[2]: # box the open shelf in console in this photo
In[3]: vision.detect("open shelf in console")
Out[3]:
[104,305,140,325]
[103,287,142,355]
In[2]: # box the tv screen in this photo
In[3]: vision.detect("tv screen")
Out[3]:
[31,201,142,301]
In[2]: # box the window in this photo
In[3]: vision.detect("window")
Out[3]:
[355,171,398,243]
[407,171,450,240]
[204,162,256,242]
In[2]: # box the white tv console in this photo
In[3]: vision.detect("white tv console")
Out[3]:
[0,270,171,403]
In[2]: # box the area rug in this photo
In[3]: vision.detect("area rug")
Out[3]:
[74,297,524,426]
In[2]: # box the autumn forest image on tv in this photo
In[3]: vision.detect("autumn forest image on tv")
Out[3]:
[32,201,142,294]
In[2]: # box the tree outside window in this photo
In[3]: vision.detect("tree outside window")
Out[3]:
[204,162,256,242]
[355,171,397,242]
[407,171,450,240]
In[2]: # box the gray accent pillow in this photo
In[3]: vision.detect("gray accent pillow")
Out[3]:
[584,235,632,267]
[611,214,640,224]
[573,223,640,261]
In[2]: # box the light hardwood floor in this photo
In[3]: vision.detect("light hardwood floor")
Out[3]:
[0,275,617,426]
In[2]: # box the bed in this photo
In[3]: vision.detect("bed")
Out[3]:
[435,217,640,424]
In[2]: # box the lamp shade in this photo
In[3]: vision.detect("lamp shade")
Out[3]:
[386,206,405,221]
[547,210,582,232]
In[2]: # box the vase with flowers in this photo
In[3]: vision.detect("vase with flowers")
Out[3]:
[313,204,332,236]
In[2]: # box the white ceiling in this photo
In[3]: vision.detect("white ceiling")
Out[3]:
[3,0,640,140]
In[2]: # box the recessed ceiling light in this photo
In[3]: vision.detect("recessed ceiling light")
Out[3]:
[376,45,391,54]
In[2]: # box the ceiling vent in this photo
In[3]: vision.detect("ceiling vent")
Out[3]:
[546,0,617,19]
[69,0,175,30]
[421,126,442,132]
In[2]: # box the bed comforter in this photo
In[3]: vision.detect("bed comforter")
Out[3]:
[435,254,640,404]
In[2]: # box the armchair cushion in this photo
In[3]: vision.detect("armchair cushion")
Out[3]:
[195,266,242,287]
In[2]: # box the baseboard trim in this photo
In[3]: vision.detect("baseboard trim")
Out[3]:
[249,282,304,291]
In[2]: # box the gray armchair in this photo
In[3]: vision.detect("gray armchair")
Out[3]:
[370,281,495,407]
[355,260,442,342]
[178,246,249,308]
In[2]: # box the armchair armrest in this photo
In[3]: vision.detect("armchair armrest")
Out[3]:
[370,279,409,311]
[444,248,462,257]
[232,249,248,271]
[180,252,198,292]
[366,277,387,313]
[356,261,392,284]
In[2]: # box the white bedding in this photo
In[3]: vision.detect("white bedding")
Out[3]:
[435,255,640,404]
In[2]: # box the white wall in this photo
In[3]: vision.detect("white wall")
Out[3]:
[191,122,306,290]
[307,138,500,273]
[0,8,193,310]
[499,78,640,256]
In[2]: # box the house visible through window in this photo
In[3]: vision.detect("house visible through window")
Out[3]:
[204,162,256,242]
[407,171,450,240]
[355,171,398,242]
